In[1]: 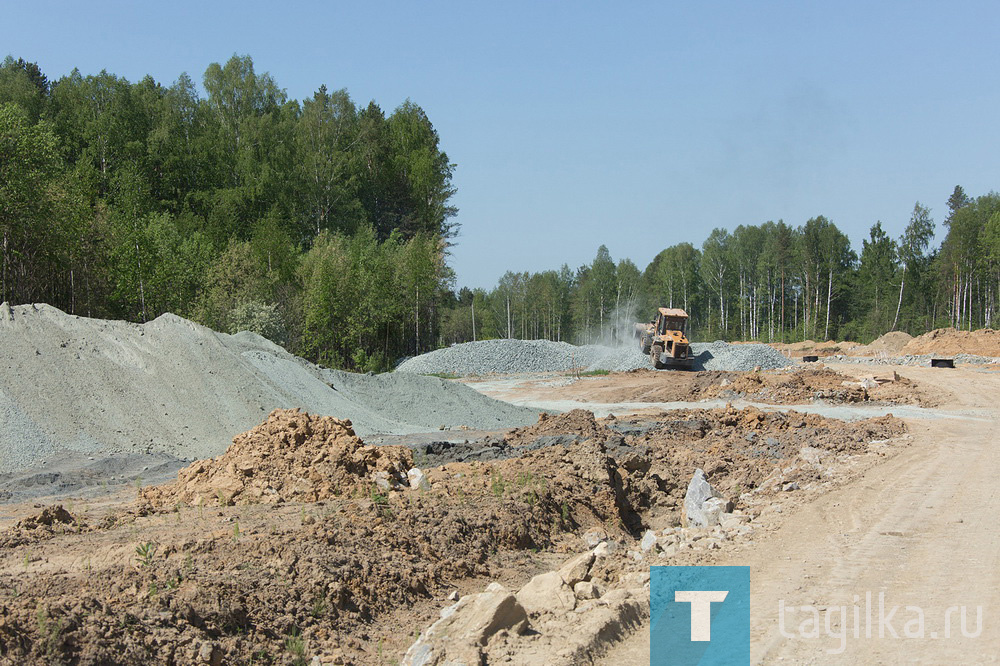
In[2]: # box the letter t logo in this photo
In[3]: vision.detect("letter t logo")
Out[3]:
[675,590,729,641]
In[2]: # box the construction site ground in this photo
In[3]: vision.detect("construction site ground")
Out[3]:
[1,358,997,663]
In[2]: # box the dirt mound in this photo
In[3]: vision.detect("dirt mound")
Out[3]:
[1,505,87,548]
[15,505,77,530]
[901,328,1000,357]
[845,331,913,357]
[771,339,855,357]
[141,409,414,508]
[608,405,907,527]
[504,409,616,445]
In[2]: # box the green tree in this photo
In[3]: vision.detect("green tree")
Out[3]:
[0,57,49,122]
[0,103,83,305]
[892,203,934,331]
[296,85,361,236]
[857,221,898,337]
[700,229,732,337]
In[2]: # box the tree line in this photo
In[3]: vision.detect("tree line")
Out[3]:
[3,54,999,368]
[0,54,455,370]
[440,187,1000,347]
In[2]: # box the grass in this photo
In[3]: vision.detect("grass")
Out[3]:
[284,629,307,666]
[371,487,394,518]
[35,605,65,657]
[135,542,156,568]
[490,470,507,497]
[310,593,328,619]
[574,369,610,377]
[422,372,461,379]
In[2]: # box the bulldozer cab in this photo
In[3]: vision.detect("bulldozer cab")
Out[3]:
[655,308,688,335]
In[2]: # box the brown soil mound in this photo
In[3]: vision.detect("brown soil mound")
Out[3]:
[769,340,856,357]
[0,505,87,549]
[15,506,76,530]
[846,331,913,357]
[703,369,870,403]
[901,328,1000,357]
[503,409,616,446]
[141,409,413,508]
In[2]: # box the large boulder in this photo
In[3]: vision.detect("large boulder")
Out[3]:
[683,468,725,527]
[402,583,529,666]
[517,571,577,616]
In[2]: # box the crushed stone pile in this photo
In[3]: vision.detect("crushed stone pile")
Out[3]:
[141,409,413,507]
[395,339,793,376]
[692,341,795,372]
[397,339,649,374]
[0,303,538,475]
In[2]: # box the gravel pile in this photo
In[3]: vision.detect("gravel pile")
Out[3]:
[692,341,796,372]
[0,304,539,475]
[826,353,1000,367]
[395,339,794,376]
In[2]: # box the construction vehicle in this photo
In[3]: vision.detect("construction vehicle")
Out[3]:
[635,308,693,369]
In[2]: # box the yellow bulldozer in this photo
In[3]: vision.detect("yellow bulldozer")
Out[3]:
[635,308,693,370]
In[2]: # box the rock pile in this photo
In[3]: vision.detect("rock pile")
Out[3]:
[403,546,647,666]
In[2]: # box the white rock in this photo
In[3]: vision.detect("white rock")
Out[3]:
[558,551,595,587]
[373,470,393,491]
[700,497,728,527]
[402,585,528,665]
[684,469,726,527]
[593,541,619,558]
[407,468,430,490]
[639,529,658,552]
[574,581,601,600]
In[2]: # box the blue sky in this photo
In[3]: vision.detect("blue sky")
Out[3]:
[4,1,999,288]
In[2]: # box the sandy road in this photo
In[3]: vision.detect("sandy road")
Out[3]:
[734,365,1000,663]
[589,365,1000,664]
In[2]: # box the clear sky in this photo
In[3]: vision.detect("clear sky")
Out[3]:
[4,1,999,288]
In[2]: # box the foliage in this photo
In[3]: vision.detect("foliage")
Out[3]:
[2,53,998,362]
[0,54,455,370]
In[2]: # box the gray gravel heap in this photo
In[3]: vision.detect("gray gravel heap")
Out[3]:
[691,341,796,372]
[824,353,1000,367]
[395,339,794,375]
[0,303,539,475]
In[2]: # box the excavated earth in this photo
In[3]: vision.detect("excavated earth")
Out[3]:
[0,404,907,665]
[558,367,934,407]
[0,308,954,664]
[460,364,936,413]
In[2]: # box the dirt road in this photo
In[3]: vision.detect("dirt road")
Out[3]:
[601,365,1000,663]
